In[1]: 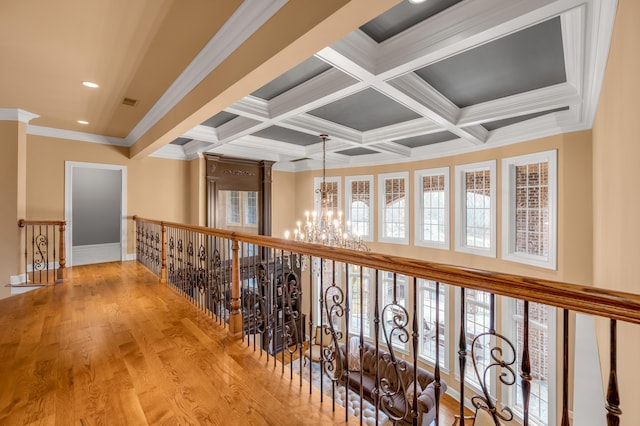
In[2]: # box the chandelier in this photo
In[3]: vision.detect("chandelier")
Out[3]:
[285,134,369,251]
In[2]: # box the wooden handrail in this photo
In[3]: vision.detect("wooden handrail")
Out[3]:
[133,216,640,325]
[18,219,66,227]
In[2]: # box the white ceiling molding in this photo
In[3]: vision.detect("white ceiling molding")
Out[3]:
[0,108,39,123]
[125,0,288,144]
[42,0,610,172]
[28,125,128,146]
[150,143,187,160]
[457,83,581,127]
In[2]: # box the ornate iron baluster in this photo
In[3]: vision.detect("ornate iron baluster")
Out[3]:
[470,331,516,423]
[458,288,467,423]
[434,282,442,424]
[561,309,570,426]
[324,259,344,412]
[606,319,622,425]
[379,273,409,423]
[521,300,532,425]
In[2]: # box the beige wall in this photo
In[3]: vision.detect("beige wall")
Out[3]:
[0,120,27,297]
[188,157,206,226]
[292,131,593,284]
[290,132,592,414]
[26,135,191,256]
[593,0,640,419]
[272,170,297,237]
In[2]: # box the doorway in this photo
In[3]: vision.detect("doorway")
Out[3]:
[65,161,127,266]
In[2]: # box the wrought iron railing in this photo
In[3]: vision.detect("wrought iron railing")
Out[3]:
[133,216,640,426]
[17,219,66,285]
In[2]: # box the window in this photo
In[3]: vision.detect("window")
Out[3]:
[380,272,408,350]
[227,191,241,225]
[348,265,373,338]
[502,150,557,269]
[415,167,449,249]
[315,258,342,326]
[455,161,496,257]
[503,299,556,426]
[345,175,374,241]
[456,288,492,392]
[224,191,258,227]
[314,176,341,216]
[244,191,257,226]
[418,280,449,369]
[378,172,409,244]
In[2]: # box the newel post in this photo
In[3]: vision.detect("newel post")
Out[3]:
[229,238,243,337]
[160,222,167,284]
[57,221,66,281]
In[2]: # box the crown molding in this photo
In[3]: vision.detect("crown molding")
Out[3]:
[149,144,186,160]
[0,108,39,123]
[28,125,128,146]
[125,0,288,144]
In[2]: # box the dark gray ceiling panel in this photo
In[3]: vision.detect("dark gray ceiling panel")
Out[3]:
[307,88,421,132]
[251,56,333,100]
[201,111,238,128]
[252,126,320,146]
[170,137,192,146]
[360,0,463,43]
[393,130,458,148]
[336,147,379,156]
[414,17,566,107]
[482,106,570,131]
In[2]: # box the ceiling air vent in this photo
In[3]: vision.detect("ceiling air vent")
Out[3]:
[291,157,310,162]
[122,97,138,107]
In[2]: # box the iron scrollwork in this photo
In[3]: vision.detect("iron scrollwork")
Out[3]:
[323,267,344,382]
[379,303,411,423]
[470,331,516,423]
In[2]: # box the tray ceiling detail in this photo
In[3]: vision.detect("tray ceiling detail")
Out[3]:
[159,0,615,171]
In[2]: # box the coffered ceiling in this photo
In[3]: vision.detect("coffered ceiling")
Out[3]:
[1,0,617,172]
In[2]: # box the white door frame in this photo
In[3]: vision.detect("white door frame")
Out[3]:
[65,161,127,267]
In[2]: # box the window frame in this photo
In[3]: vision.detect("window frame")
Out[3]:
[345,175,374,242]
[454,160,497,257]
[378,271,409,352]
[501,150,558,270]
[314,176,341,215]
[417,279,450,372]
[414,167,450,250]
[453,287,494,395]
[501,298,557,426]
[378,171,410,245]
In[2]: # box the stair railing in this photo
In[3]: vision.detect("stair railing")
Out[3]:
[17,219,66,285]
[133,216,639,426]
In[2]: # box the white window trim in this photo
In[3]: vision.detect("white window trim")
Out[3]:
[501,150,558,270]
[314,176,342,213]
[378,271,409,353]
[453,287,494,396]
[347,265,374,339]
[378,171,409,245]
[345,175,374,242]
[417,279,450,373]
[454,160,497,257]
[501,298,557,426]
[414,167,450,250]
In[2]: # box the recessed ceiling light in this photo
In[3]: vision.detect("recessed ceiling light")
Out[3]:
[77,120,89,125]
[82,81,99,88]
[408,0,428,3]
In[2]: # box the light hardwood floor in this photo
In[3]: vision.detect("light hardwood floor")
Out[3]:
[0,261,467,425]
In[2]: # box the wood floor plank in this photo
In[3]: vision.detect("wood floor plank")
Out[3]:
[0,261,463,425]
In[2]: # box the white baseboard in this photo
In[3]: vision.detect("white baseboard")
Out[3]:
[11,285,41,295]
[72,242,121,266]
[10,274,28,285]
[124,253,137,261]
